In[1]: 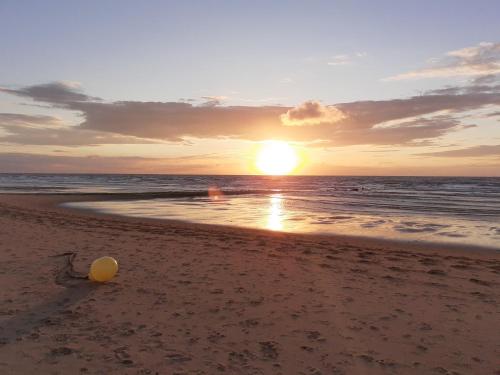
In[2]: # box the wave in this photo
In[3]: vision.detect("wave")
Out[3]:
[50,189,285,200]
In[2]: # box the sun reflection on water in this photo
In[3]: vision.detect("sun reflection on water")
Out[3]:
[266,194,283,231]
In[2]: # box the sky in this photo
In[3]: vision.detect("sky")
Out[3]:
[1,0,499,175]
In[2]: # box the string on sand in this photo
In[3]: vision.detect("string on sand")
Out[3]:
[51,252,88,285]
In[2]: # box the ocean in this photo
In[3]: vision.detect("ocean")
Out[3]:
[1,174,499,249]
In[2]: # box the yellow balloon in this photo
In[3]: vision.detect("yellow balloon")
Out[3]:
[89,256,118,282]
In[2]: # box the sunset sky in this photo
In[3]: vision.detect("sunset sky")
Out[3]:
[1,0,499,175]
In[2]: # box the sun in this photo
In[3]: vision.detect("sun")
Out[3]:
[255,140,298,175]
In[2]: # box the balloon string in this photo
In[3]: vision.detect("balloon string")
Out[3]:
[52,252,89,282]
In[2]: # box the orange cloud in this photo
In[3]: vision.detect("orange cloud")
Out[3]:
[280,101,345,126]
[1,79,499,147]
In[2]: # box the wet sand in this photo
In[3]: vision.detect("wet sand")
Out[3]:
[0,194,499,374]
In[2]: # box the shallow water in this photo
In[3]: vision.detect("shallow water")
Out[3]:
[2,174,500,248]
[65,193,500,248]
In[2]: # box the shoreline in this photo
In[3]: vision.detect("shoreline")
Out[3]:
[7,192,500,255]
[0,193,499,374]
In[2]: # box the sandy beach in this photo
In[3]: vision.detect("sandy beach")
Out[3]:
[0,194,499,375]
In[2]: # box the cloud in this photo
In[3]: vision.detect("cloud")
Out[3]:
[280,101,345,126]
[327,54,351,66]
[327,52,366,66]
[200,96,227,107]
[425,75,500,96]
[471,74,499,85]
[0,81,99,104]
[486,111,500,117]
[76,101,288,141]
[0,113,155,146]
[1,79,500,147]
[325,117,472,147]
[3,151,498,176]
[417,145,500,158]
[386,42,500,80]
[0,113,64,127]
[0,152,231,174]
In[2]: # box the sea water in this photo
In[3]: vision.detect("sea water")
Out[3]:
[2,174,499,248]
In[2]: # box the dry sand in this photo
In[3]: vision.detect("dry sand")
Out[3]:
[0,194,499,375]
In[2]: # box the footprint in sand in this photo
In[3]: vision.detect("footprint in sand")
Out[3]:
[259,341,279,360]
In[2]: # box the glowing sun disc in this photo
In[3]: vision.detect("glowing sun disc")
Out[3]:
[256,141,298,175]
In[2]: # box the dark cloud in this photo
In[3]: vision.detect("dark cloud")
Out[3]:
[426,74,500,96]
[0,123,153,146]
[0,81,98,105]
[76,101,287,141]
[74,95,494,145]
[319,117,473,147]
[0,113,154,146]
[471,74,499,85]
[338,91,500,125]
[1,79,500,146]
[417,145,500,158]
[486,111,500,117]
